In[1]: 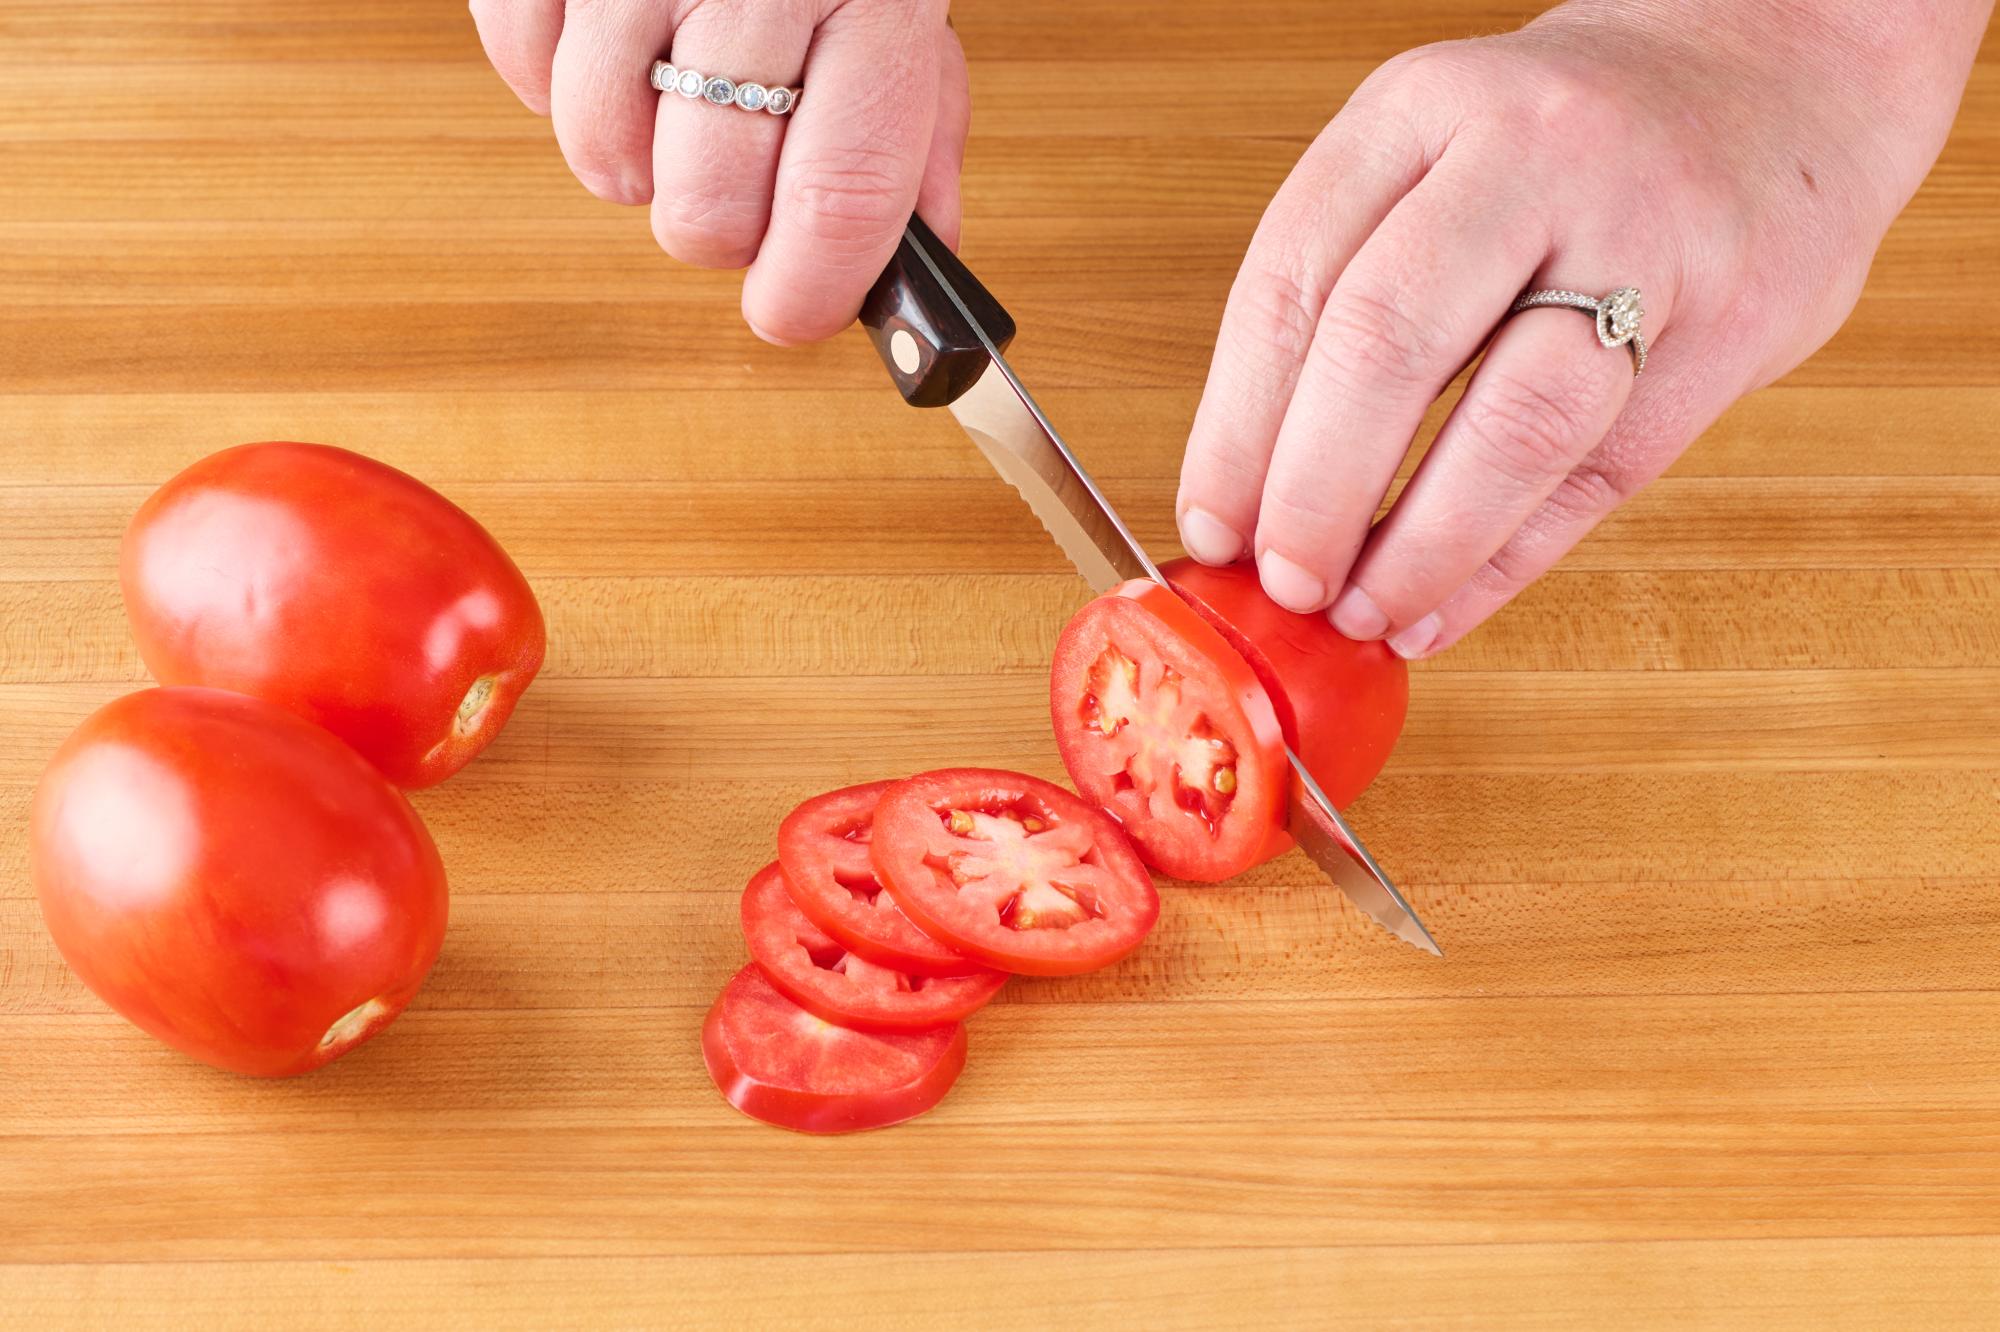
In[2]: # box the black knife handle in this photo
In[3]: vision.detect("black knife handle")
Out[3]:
[860,214,1016,409]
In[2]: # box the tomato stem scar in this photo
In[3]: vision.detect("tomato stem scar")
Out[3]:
[320,996,390,1051]
[454,676,496,736]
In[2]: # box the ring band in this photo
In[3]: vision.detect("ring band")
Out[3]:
[1510,286,1648,375]
[650,60,799,116]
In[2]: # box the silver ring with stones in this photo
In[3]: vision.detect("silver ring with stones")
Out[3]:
[650,60,799,116]
[1509,286,1648,375]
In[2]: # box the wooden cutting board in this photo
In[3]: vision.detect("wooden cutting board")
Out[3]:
[1,2,1996,1325]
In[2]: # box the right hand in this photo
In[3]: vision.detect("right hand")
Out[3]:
[471,0,968,344]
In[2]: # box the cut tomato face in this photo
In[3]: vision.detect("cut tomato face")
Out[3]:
[1162,557,1408,810]
[777,782,983,977]
[1050,581,1289,882]
[702,964,968,1134]
[742,863,1005,1031]
[870,769,1158,976]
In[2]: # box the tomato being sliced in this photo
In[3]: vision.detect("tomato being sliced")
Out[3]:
[1161,557,1408,810]
[1050,580,1289,882]
[776,782,983,977]
[702,963,968,1134]
[742,862,1005,1031]
[31,687,448,1077]
[870,769,1158,977]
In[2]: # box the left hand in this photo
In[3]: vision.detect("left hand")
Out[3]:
[1174,0,1987,658]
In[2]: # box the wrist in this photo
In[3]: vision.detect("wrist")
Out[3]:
[1532,0,1988,210]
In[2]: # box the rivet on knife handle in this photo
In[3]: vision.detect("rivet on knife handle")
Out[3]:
[859,215,1016,408]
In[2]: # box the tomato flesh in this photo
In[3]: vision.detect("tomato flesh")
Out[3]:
[1052,581,1289,882]
[870,769,1158,977]
[777,782,984,976]
[742,863,1005,1030]
[120,442,545,789]
[1161,557,1408,810]
[702,964,968,1134]
[30,687,449,1077]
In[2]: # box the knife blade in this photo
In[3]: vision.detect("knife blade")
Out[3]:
[860,216,1441,956]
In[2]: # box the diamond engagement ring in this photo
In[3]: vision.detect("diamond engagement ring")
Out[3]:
[1510,286,1648,375]
[650,60,799,116]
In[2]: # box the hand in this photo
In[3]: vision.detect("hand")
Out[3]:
[1176,0,1989,657]
[470,0,967,344]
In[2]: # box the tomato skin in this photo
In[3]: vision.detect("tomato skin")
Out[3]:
[742,864,1005,1032]
[1161,557,1408,810]
[120,442,545,790]
[30,687,449,1077]
[703,964,968,1134]
[871,769,1159,977]
[1050,580,1290,882]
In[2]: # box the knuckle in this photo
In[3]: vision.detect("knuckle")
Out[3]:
[1550,454,1641,520]
[561,137,651,206]
[780,144,910,259]
[1457,364,1604,488]
[1258,481,1357,549]
[1520,64,1632,153]
[651,183,762,268]
[1183,429,1272,502]
[1314,283,1452,399]
[1231,259,1323,364]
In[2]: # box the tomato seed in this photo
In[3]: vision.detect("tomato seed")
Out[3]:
[1213,767,1237,795]
[946,809,975,836]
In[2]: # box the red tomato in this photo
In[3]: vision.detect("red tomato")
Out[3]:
[1050,579,1290,882]
[776,782,984,977]
[870,769,1158,977]
[742,863,1005,1031]
[703,964,968,1134]
[121,442,545,789]
[1162,557,1408,810]
[31,687,449,1077]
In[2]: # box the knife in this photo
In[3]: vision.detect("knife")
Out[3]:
[859,216,1441,956]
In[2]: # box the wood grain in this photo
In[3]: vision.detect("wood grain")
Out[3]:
[1,0,1997,1327]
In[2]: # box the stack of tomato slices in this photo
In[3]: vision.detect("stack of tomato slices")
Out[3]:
[704,768,1159,1134]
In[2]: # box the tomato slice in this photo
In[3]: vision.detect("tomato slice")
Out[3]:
[776,782,984,977]
[741,862,1005,1031]
[1161,557,1408,810]
[1049,580,1290,882]
[869,769,1158,976]
[702,963,968,1134]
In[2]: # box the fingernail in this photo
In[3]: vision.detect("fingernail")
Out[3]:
[1258,551,1326,613]
[1328,585,1390,640]
[1388,613,1442,660]
[1178,508,1245,565]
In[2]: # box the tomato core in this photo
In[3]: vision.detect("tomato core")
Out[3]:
[1079,645,1240,839]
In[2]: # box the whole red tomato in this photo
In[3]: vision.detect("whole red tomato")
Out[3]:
[32,687,449,1077]
[121,442,544,789]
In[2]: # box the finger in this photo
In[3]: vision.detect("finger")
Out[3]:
[913,24,971,251]
[1175,105,1437,567]
[469,0,565,116]
[1413,354,1728,657]
[650,0,816,271]
[741,0,945,345]
[1327,290,1662,644]
[548,0,678,204]
[1251,159,1549,613]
